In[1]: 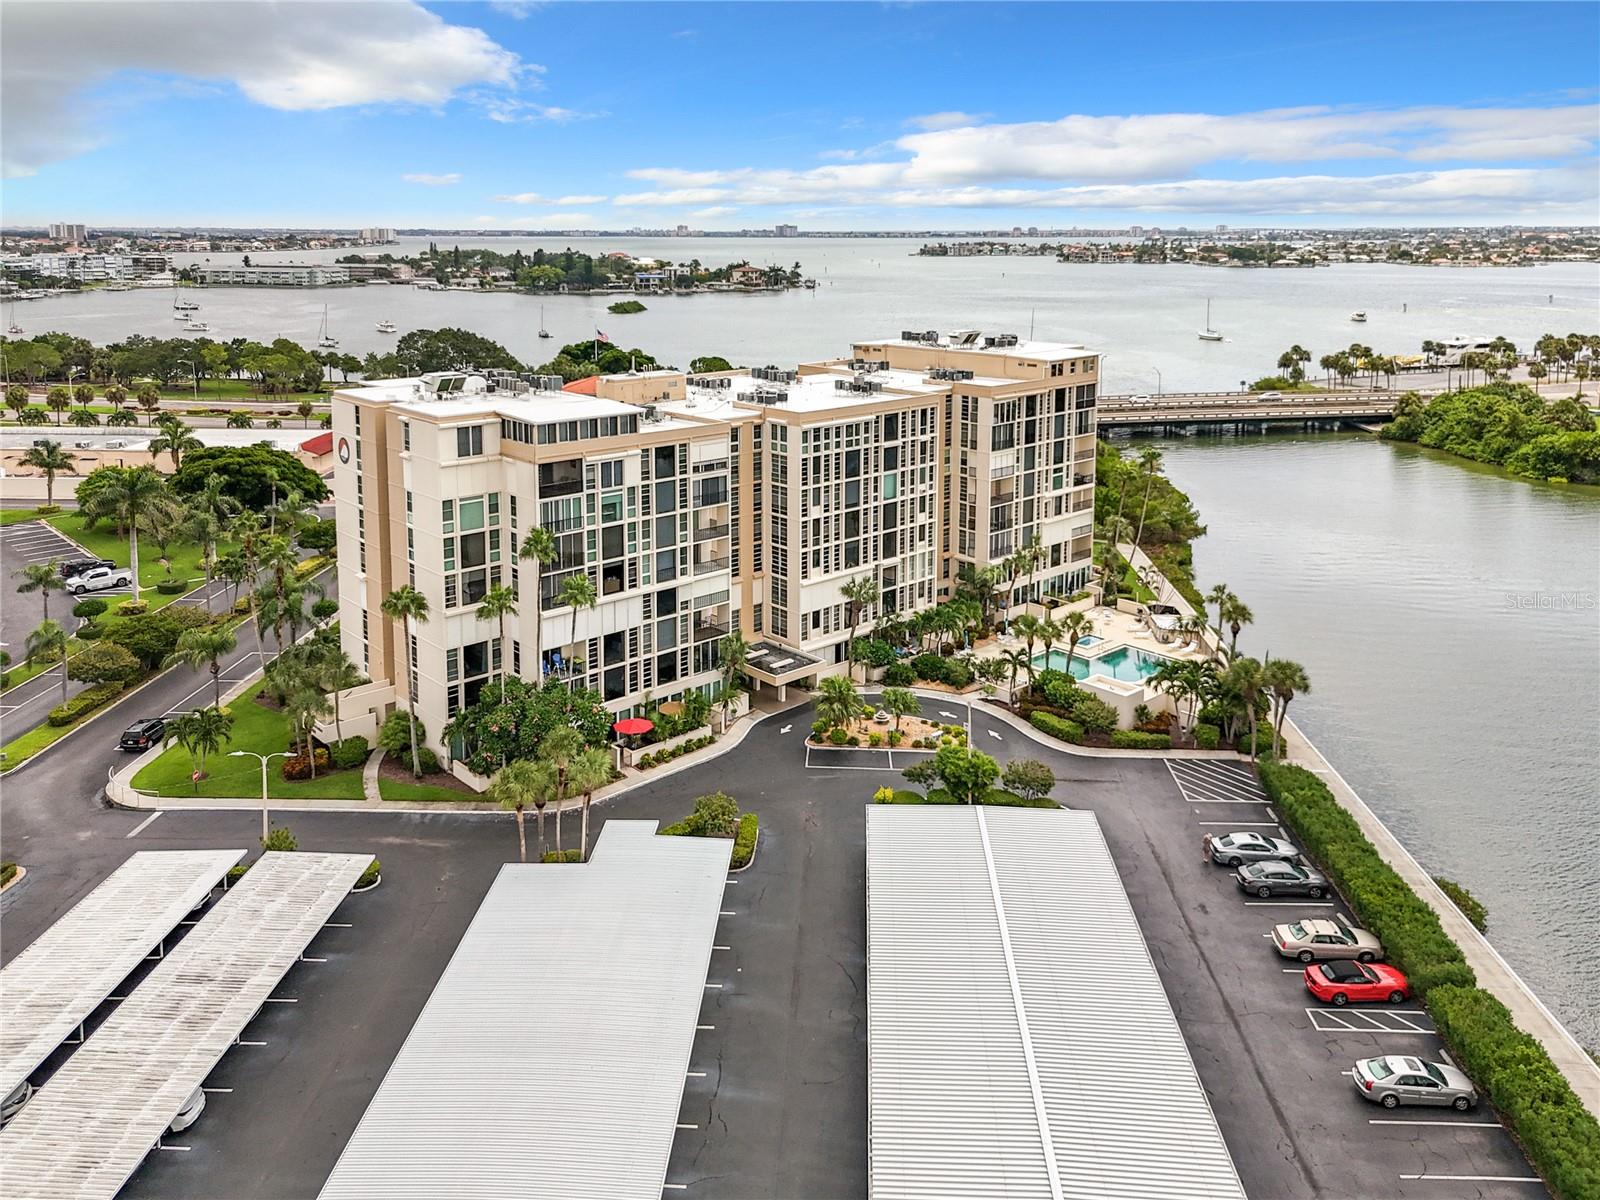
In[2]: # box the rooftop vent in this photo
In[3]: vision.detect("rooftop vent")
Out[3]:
[751,365,797,384]
[929,367,975,381]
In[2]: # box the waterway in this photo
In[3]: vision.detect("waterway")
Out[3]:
[1144,430,1600,1049]
[8,237,1597,395]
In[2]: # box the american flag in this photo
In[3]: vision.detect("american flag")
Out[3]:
[594,328,611,343]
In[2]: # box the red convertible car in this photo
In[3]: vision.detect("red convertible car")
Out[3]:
[1303,959,1410,1006]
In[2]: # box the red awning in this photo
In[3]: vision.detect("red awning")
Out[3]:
[612,717,654,736]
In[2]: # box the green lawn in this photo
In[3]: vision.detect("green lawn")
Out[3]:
[47,511,234,609]
[378,777,483,803]
[131,678,366,799]
[1,508,58,527]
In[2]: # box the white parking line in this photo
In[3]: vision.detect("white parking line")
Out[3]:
[1398,1175,1540,1183]
[1196,820,1280,826]
[1169,771,1262,804]
[125,811,164,838]
[1185,797,1271,805]
[1243,900,1334,907]
[1371,1119,1501,1128]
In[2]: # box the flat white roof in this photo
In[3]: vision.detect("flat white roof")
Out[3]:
[0,849,245,1099]
[318,821,731,1200]
[865,806,1244,1200]
[2,851,372,1200]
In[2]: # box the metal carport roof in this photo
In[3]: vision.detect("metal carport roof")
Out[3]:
[0,851,372,1200]
[866,805,1245,1200]
[318,820,732,1200]
[0,849,245,1101]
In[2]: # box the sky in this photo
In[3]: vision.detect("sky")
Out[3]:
[2,1,1598,230]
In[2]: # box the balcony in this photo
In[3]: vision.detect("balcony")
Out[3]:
[693,617,729,642]
[694,521,731,542]
[693,555,730,577]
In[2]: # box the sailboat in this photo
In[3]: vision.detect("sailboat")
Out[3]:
[318,304,339,349]
[1197,299,1223,342]
[5,300,21,337]
[172,279,199,313]
[538,305,552,339]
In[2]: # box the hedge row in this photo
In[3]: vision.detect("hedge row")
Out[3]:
[1193,723,1221,750]
[636,733,714,769]
[1260,760,1600,1200]
[540,849,585,863]
[879,787,1057,809]
[1029,710,1084,744]
[731,813,759,869]
[1259,761,1472,996]
[1110,730,1171,750]
[47,682,123,726]
[1429,985,1600,1200]
[0,862,16,887]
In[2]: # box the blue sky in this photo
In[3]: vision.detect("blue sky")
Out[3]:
[3,1,1597,229]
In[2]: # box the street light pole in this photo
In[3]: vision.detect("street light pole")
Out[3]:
[1153,367,1162,397]
[230,749,289,843]
[176,358,199,403]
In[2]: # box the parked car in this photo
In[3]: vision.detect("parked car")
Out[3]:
[1,1081,33,1127]
[1258,390,1284,400]
[168,1085,206,1133]
[1205,830,1300,867]
[1304,959,1410,1005]
[1235,859,1329,898]
[119,718,167,752]
[59,557,117,580]
[1273,915,1384,962]
[68,566,132,595]
[1353,1055,1477,1111]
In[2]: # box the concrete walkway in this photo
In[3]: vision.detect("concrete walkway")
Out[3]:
[361,748,384,803]
[1280,715,1600,1119]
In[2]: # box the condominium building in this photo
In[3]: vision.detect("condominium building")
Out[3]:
[48,223,87,244]
[330,330,1098,778]
[0,251,171,282]
[197,264,351,287]
[359,227,397,244]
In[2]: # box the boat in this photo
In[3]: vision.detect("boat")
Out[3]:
[537,306,551,339]
[318,304,339,349]
[1197,298,1223,341]
[184,320,209,332]
[174,298,200,312]
[1350,311,1367,323]
[376,320,397,334]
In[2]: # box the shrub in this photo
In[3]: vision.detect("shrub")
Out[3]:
[684,791,740,837]
[226,864,249,883]
[378,709,425,754]
[910,653,947,683]
[47,682,123,726]
[1073,697,1120,733]
[155,578,189,595]
[868,732,882,747]
[924,788,958,805]
[1193,723,1221,750]
[852,638,896,669]
[1001,758,1056,803]
[811,719,830,739]
[845,735,859,747]
[116,600,148,616]
[1110,730,1172,750]
[312,598,339,623]
[1433,876,1488,932]
[540,849,585,863]
[873,786,896,803]
[882,662,915,687]
[72,598,108,620]
[281,748,332,780]
[1,862,17,887]
[731,812,759,869]
[1429,984,1600,1199]
[1030,710,1084,745]
[943,660,974,689]
[356,859,381,888]
[75,622,104,640]
[886,730,903,747]
[67,641,141,686]
[330,736,370,769]
[296,517,338,552]
[261,825,298,852]
[828,727,849,746]
[415,746,442,774]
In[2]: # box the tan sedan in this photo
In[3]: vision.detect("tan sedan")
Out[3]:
[1271,914,1384,963]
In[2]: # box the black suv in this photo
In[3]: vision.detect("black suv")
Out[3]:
[120,718,167,752]
[60,558,117,581]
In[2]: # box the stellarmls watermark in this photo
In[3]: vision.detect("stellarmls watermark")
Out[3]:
[1504,591,1597,610]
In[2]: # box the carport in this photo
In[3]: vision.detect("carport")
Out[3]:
[1,851,373,1200]
[0,849,245,1103]
[742,640,821,700]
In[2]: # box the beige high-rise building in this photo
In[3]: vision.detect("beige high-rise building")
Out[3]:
[329,330,1098,777]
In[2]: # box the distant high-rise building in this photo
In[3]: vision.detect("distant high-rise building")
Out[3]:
[1129,225,1144,238]
[1027,227,1039,237]
[1216,224,1227,234]
[48,223,87,244]
[775,224,799,237]
[359,227,397,244]
[676,224,690,236]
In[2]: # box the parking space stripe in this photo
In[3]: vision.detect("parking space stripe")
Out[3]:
[1168,771,1265,804]
[1371,1120,1501,1128]
[1399,1175,1541,1183]
[1196,820,1280,826]
[1243,900,1334,907]
[125,812,164,838]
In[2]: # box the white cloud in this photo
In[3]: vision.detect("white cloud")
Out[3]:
[555,194,606,205]
[689,206,739,219]
[404,172,462,186]
[2,0,522,176]
[491,191,609,205]
[905,111,990,132]
[479,99,603,124]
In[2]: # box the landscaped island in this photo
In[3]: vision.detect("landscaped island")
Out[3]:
[1381,383,1600,484]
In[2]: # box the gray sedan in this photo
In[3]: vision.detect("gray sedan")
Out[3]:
[1205,830,1299,867]
[1235,860,1329,898]
[1353,1055,1478,1111]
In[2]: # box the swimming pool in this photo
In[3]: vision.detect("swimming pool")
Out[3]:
[1035,644,1172,683]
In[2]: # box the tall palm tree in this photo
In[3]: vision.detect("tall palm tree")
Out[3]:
[164,625,239,709]
[1132,448,1164,551]
[568,745,613,862]
[26,619,69,705]
[19,440,75,507]
[1099,515,1134,601]
[381,585,431,777]
[1221,595,1254,660]
[165,706,234,788]
[518,526,557,682]
[15,559,66,624]
[717,630,749,730]
[557,572,597,665]
[1205,583,1232,641]
[1000,646,1031,709]
[1263,658,1310,755]
[135,382,161,423]
[103,383,127,415]
[184,476,238,613]
[311,642,364,742]
[1012,613,1044,665]
[489,758,543,863]
[816,674,861,731]
[81,464,165,605]
[149,414,202,471]
[476,584,519,702]
[1224,656,1266,762]
[1058,609,1092,675]
[882,686,920,731]
[45,386,70,425]
[540,726,585,860]
[840,575,877,681]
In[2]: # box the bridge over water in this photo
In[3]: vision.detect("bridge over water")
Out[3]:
[1097,390,1404,432]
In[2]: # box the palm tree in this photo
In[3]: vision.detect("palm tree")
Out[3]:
[103,383,128,415]
[557,572,597,662]
[1000,646,1031,709]
[226,410,255,429]
[882,686,920,731]
[1205,583,1232,641]
[1012,613,1044,665]
[45,385,70,424]
[1058,609,1092,675]
[1224,656,1266,762]
[488,758,544,863]
[569,745,613,862]
[540,726,585,860]
[283,679,333,776]
[80,464,165,605]
[165,706,233,788]
[1099,515,1134,601]
[15,559,66,624]
[816,674,861,732]
[381,585,431,777]
[518,526,557,682]
[311,642,364,742]
[840,575,877,681]
[1220,595,1254,659]
[267,487,314,537]
[476,584,519,703]
[164,625,239,709]
[149,414,201,471]
[19,440,75,507]
[183,475,239,613]
[1132,448,1164,550]
[135,382,161,423]
[1263,658,1310,755]
[26,619,69,705]
[1036,616,1061,669]
[717,630,749,730]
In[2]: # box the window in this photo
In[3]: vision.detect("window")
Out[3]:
[402,421,411,451]
[456,425,484,457]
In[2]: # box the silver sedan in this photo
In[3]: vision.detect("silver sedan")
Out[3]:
[1205,830,1299,866]
[1272,915,1385,962]
[1235,860,1329,898]
[1353,1056,1478,1111]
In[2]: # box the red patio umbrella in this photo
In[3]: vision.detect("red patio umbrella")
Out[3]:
[612,717,654,738]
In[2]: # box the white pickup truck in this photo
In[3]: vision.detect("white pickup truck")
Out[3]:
[68,565,133,594]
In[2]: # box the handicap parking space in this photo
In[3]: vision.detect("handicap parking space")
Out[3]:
[1167,758,1273,804]
[1307,1006,1437,1035]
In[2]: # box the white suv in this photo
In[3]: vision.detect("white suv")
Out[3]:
[69,566,133,594]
